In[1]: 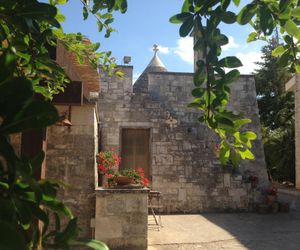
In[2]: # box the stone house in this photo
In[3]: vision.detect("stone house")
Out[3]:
[11,40,269,249]
[98,44,269,214]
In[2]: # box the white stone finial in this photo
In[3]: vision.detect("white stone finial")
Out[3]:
[153,44,159,55]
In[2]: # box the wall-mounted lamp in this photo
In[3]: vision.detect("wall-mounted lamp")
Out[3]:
[56,106,72,127]
[165,111,178,130]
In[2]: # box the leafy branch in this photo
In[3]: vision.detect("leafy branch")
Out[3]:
[170,0,300,167]
[0,0,127,249]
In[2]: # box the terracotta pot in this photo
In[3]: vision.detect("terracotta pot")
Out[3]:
[115,176,133,186]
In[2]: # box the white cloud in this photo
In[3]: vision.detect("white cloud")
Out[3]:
[222,36,240,51]
[148,44,170,54]
[173,37,194,64]
[157,45,170,54]
[235,51,262,74]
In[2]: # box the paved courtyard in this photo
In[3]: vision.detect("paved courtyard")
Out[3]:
[148,211,300,250]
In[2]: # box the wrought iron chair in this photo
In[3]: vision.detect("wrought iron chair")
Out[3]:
[148,190,163,230]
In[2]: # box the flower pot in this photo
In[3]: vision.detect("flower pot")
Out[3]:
[115,176,133,186]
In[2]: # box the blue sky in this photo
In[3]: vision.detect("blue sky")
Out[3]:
[59,0,266,81]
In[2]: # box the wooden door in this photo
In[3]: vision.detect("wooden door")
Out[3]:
[121,128,150,178]
[21,129,46,180]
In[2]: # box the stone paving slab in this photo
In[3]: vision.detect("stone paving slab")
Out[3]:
[148,212,300,250]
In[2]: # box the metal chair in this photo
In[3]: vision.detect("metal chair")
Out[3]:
[148,190,163,230]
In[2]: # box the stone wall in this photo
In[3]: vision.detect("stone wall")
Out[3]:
[95,188,149,250]
[46,104,98,238]
[99,66,269,213]
[294,74,300,189]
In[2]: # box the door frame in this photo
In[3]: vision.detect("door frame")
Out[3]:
[119,126,152,181]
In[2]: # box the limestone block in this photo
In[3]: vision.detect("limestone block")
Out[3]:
[95,216,122,239]
[224,173,231,188]
[178,189,187,201]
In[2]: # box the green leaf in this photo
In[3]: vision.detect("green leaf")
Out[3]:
[221,0,231,10]
[192,88,205,97]
[220,143,230,165]
[55,13,66,22]
[187,100,201,108]
[231,150,241,166]
[279,7,291,20]
[278,51,290,67]
[55,218,78,245]
[234,118,251,130]
[0,77,33,117]
[247,32,257,42]
[232,0,240,7]
[0,100,58,134]
[272,45,286,57]
[31,204,49,225]
[170,13,193,24]
[218,56,242,68]
[0,221,26,250]
[239,149,255,160]
[19,2,58,20]
[259,5,274,35]
[279,0,291,11]
[0,50,17,83]
[215,34,229,46]
[242,131,257,140]
[97,21,103,32]
[214,66,225,77]
[179,16,194,37]
[0,181,9,190]
[285,20,300,40]
[42,195,73,217]
[237,3,257,25]
[74,240,109,250]
[283,35,293,44]
[30,151,45,174]
[220,11,236,24]
[119,0,128,13]
[181,0,193,12]
[291,6,300,17]
[83,6,88,20]
[296,64,300,73]
[194,60,206,86]
[216,117,234,129]
[18,192,36,203]
[223,69,240,84]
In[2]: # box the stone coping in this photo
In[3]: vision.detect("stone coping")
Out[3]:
[148,71,253,77]
[95,187,149,194]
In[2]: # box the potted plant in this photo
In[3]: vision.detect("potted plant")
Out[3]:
[97,148,121,187]
[111,168,149,187]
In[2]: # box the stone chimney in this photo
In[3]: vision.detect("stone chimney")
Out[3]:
[193,31,204,73]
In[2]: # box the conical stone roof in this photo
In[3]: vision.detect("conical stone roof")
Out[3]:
[133,44,167,93]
